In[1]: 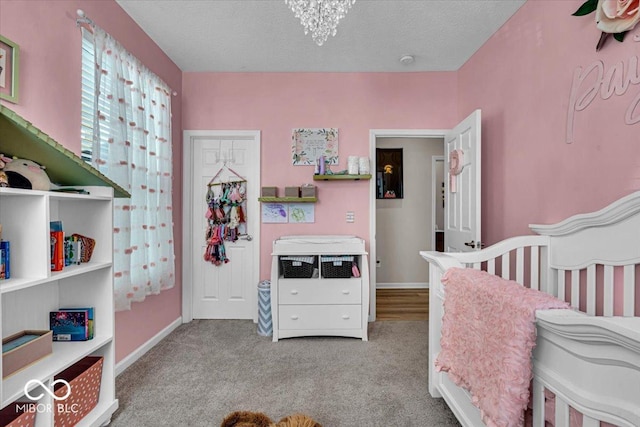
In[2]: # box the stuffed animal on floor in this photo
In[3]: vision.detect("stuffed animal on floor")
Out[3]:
[221,411,321,427]
[220,411,273,427]
[274,414,321,427]
[0,155,52,191]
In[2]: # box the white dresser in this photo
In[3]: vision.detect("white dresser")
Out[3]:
[270,235,369,342]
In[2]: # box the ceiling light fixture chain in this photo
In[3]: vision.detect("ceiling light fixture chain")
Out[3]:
[285,0,355,46]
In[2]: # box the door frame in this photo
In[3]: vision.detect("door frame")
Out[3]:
[182,130,261,323]
[431,155,444,252]
[369,129,447,321]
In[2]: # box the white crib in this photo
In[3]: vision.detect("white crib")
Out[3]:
[420,192,640,427]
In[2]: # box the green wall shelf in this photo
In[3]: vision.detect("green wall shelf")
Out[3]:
[258,197,317,203]
[313,174,371,181]
[0,105,130,198]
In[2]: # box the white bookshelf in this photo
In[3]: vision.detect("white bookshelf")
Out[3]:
[0,186,117,426]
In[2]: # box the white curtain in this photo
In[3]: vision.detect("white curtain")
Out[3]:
[91,27,175,311]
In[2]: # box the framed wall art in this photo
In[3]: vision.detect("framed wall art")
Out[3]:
[376,148,404,199]
[0,35,19,103]
[288,203,315,223]
[291,128,338,165]
[262,203,288,223]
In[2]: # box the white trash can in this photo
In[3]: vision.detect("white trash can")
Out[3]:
[257,280,272,336]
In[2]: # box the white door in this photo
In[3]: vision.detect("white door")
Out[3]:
[184,131,261,320]
[444,110,481,252]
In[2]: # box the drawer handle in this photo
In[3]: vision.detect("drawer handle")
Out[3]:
[342,290,350,295]
[290,290,298,295]
[290,315,299,320]
[342,315,350,320]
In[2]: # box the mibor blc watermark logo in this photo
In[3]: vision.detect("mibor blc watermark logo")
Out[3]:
[17,379,80,414]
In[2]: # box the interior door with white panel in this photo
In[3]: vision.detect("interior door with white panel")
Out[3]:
[187,131,260,319]
[444,110,481,252]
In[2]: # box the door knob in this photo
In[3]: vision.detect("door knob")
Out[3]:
[239,234,253,241]
[464,240,484,249]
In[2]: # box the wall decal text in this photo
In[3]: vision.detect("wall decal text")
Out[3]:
[567,55,640,143]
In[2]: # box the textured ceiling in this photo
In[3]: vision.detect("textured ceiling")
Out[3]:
[115,0,526,72]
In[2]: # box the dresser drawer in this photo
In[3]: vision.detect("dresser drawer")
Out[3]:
[278,279,361,305]
[279,305,361,330]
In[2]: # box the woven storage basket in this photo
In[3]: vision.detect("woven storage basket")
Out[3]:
[321,256,354,278]
[72,234,96,263]
[280,256,315,278]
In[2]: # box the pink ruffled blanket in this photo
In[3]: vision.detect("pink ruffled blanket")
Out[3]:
[437,267,570,427]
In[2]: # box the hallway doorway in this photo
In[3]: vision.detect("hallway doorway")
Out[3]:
[374,136,444,289]
[368,130,446,321]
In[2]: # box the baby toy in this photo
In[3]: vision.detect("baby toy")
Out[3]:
[0,155,52,191]
[221,411,321,427]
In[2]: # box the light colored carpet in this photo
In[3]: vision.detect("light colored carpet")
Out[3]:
[111,320,460,427]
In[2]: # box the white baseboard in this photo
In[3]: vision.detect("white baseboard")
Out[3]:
[376,282,429,289]
[116,316,182,376]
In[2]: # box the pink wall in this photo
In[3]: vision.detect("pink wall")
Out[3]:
[459,0,640,245]
[7,0,636,360]
[182,72,458,279]
[0,0,183,363]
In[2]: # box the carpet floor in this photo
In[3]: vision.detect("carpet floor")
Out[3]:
[111,320,460,427]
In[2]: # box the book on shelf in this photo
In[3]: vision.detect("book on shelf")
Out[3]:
[50,308,94,341]
[0,242,9,280]
[0,224,8,280]
[50,221,64,271]
[64,236,82,266]
[60,307,94,339]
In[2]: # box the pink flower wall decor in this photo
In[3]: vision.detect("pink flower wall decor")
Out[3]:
[573,0,640,50]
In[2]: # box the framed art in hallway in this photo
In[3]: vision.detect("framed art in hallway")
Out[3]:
[376,148,403,199]
[0,35,19,103]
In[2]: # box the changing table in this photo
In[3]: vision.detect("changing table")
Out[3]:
[270,235,370,342]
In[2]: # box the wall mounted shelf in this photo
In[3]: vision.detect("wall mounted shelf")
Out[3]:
[258,197,317,203]
[0,105,130,198]
[313,174,371,181]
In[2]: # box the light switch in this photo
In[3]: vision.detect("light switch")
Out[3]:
[346,211,355,223]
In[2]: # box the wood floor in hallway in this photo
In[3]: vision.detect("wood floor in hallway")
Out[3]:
[376,288,428,320]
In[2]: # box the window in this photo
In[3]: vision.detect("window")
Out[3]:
[80,28,115,167]
[81,27,175,311]
[80,31,95,164]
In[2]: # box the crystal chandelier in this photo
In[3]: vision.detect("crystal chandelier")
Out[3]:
[285,0,356,46]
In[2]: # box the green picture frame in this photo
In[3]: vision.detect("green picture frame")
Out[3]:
[0,35,19,103]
